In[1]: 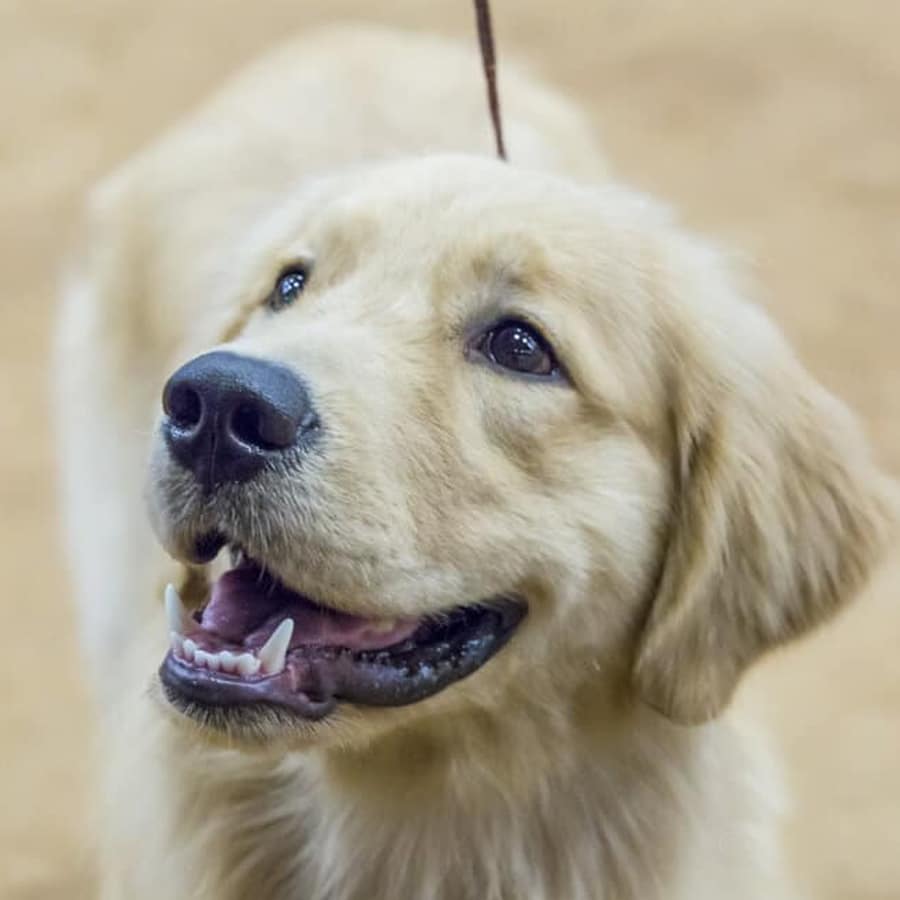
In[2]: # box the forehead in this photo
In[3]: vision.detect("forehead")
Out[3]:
[269,157,662,308]
[310,157,604,257]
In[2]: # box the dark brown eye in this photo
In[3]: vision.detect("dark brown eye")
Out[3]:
[267,266,308,311]
[480,319,559,377]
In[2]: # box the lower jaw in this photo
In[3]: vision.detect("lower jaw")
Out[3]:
[158,599,526,725]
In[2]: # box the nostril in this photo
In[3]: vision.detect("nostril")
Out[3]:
[231,403,266,448]
[229,401,299,450]
[166,384,203,430]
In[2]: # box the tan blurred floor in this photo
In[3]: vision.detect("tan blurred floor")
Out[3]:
[1,2,897,898]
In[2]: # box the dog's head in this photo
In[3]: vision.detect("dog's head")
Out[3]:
[147,156,892,745]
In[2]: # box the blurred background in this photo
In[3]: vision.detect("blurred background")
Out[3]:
[1,1,898,898]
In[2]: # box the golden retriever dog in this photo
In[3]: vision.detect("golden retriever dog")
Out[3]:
[55,24,895,900]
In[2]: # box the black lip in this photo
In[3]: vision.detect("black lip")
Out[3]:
[159,599,526,726]
[160,654,336,719]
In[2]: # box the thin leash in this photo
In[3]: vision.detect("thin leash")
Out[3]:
[472,0,507,160]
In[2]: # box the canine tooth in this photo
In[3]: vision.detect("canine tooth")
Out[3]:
[165,583,191,635]
[257,618,294,675]
[236,653,260,677]
[219,650,238,674]
[169,632,182,654]
[183,638,198,662]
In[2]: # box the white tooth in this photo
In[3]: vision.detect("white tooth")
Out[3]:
[205,653,221,672]
[219,651,238,674]
[165,584,190,636]
[257,618,294,675]
[237,653,260,677]
[371,619,398,633]
[183,638,198,662]
[194,650,211,669]
[169,632,182,654]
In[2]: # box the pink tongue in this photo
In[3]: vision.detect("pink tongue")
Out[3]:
[200,567,419,652]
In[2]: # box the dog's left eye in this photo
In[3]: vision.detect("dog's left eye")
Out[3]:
[477,319,560,377]
[266,266,309,311]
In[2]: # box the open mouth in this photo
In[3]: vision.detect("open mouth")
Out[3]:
[159,547,526,722]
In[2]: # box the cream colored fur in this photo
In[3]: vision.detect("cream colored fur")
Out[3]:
[55,25,894,900]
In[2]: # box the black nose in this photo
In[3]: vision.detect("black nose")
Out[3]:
[162,351,319,489]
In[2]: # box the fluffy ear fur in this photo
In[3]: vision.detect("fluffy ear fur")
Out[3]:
[633,288,895,725]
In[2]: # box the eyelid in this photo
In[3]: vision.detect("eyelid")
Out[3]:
[274,257,314,281]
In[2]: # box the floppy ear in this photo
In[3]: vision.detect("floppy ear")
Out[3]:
[633,297,895,725]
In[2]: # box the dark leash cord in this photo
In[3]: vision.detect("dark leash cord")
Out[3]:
[473,0,507,160]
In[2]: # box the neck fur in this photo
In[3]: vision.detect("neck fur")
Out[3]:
[168,697,774,900]
[112,680,780,900]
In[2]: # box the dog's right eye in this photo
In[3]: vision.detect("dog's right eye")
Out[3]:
[266,266,309,312]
